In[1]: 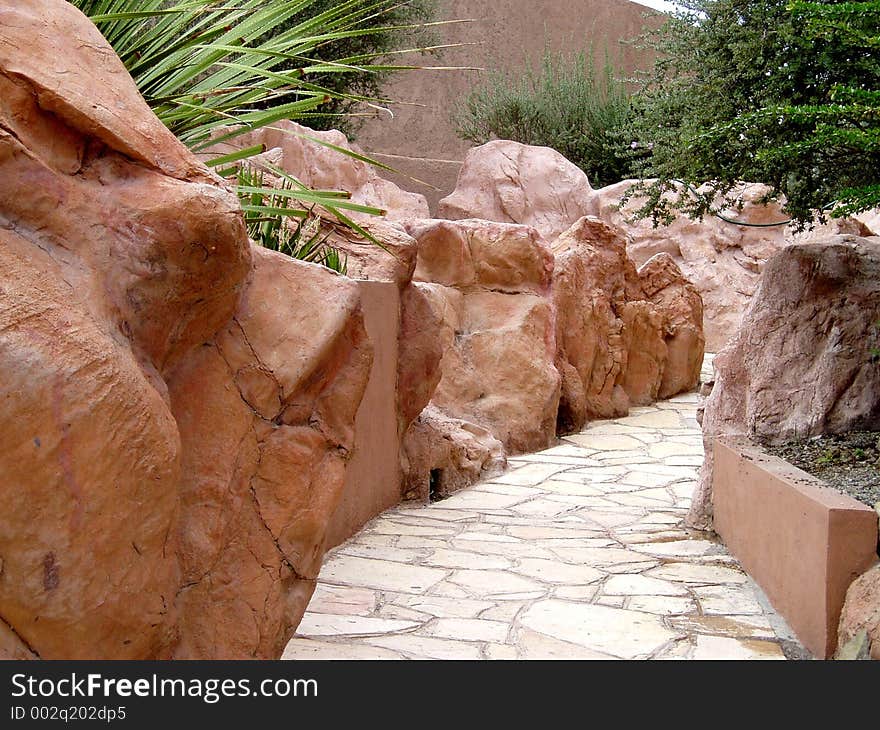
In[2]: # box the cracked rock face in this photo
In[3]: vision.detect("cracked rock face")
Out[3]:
[407,219,561,455]
[0,0,371,659]
[551,217,703,434]
[690,236,880,530]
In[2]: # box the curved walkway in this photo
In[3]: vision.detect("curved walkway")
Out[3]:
[283,358,806,660]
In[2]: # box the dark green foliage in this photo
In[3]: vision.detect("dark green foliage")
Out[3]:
[236,166,348,273]
[626,0,880,226]
[453,49,637,187]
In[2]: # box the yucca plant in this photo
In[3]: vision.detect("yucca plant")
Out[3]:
[236,165,348,273]
[72,0,439,264]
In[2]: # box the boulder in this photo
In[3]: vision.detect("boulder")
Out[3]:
[401,405,506,501]
[407,220,560,453]
[838,564,880,660]
[437,140,595,242]
[0,0,372,659]
[690,236,880,530]
[206,119,430,223]
[550,217,703,433]
[638,253,705,399]
[168,247,372,659]
[590,181,792,352]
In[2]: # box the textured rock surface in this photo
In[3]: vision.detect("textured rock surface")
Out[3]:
[408,220,560,453]
[168,247,372,659]
[589,181,794,352]
[550,217,703,434]
[401,405,506,500]
[838,564,880,660]
[0,1,371,659]
[437,140,595,242]
[207,119,430,223]
[638,253,705,400]
[690,236,880,530]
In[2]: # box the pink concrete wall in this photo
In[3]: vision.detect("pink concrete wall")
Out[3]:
[326,281,402,548]
[712,437,879,658]
[355,0,661,210]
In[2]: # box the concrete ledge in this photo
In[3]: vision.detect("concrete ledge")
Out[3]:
[713,436,879,658]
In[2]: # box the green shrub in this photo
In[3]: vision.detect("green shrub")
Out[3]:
[453,48,636,187]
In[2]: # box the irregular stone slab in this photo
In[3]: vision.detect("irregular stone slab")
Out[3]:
[564,434,645,451]
[307,585,379,616]
[365,634,484,660]
[693,585,766,616]
[519,600,681,659]
[512,559,606,585]
[391,595,496,619]
[626,596,696,616]
[438,490,531,510]
[422,549,514,571]
[448,570,547,599]
[647,563,749,585]
[671,615,777,640]
[320,555,448,594]
[516,628,619,660]
[295,614,420,637]
[338,541,430,563]
[603,575,690,597]
[422,618,510,643]
[690,635,785,660]
[630,540,719,558]
[281,639,403,660]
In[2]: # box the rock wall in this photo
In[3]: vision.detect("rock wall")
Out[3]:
[689,236,880,530]
[438,140,876,352]
[551,217,704,433]
[0,0,372,659]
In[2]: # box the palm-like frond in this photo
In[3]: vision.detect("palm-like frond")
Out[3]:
[71,0,434,263]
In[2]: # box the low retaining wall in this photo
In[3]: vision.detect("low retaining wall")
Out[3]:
[326,281,402,548]
[712,436,879,658]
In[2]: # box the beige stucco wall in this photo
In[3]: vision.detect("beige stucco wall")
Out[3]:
[355,0,661,210]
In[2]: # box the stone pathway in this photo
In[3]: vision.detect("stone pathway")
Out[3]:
[283,357,806,660]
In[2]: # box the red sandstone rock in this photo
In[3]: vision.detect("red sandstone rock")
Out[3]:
[397,284,445,433]
[550,217,633,430]
[406,221,561,455]
[690,236,880,530]
[168,247,372,659]
[549,218,703,433]
[0,1,372,659]
[401,405,506,501]
[838,564,880,660]
[590,181,793,352]
[207,119,430,223]
[638,253,705,399]
[437,140,595,242]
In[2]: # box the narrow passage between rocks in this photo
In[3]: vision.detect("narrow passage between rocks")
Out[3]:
[283,356,806,660]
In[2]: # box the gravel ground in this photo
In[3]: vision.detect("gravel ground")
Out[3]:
[762,431,880,509]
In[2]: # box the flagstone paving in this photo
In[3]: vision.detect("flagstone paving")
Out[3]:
[283,356,809,660]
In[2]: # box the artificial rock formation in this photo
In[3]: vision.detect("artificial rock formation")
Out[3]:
[401,218,561,494]
[206,119,430,224]
[551,217,704,433]
[690,235,880,530]
[438,140,595,242]
[436,141,872,352]
[838,565,880,660]
[0,0,371,659]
